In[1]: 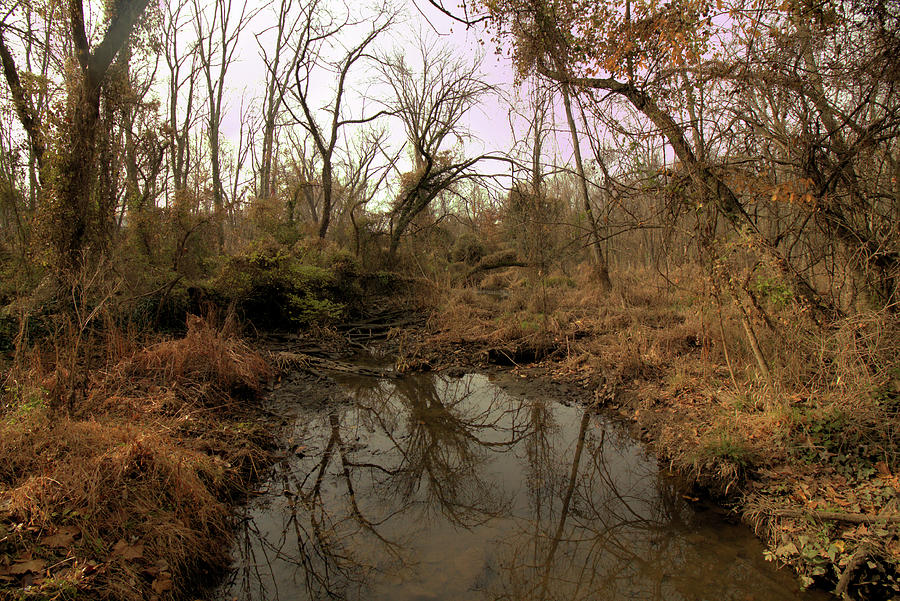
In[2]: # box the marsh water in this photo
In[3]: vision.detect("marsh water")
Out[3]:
[218,370,830,601]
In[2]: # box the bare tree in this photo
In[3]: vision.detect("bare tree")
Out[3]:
[283,1,394,239]
[377,39,502,260]
[193,0,259,248]
[163,0,201,198]
[253,0,300,200]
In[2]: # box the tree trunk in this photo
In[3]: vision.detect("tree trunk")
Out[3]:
[318,161,332,239]
[207,119,225,250]
[49,0,151,271]
[561,82,611,292]
[52,79,102,269]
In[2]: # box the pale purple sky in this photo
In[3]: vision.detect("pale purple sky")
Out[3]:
[215,0,522,169]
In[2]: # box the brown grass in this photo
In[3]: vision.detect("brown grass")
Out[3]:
[0,315,272,601]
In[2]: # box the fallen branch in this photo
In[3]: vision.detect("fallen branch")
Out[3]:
[834,545,868,599]
[466,260,527,279]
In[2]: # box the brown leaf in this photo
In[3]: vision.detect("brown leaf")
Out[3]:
[42,526,80,548]
[111,539,144,561]
[0,559,46,576]
[142,559,170,578]
[876,461,892,478]
[152,576,174,594]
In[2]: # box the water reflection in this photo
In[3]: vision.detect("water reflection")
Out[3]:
[221,373,828,601]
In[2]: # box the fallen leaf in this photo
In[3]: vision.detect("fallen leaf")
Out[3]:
[0,559,46,576]
[152,576,174,594]
[42,526,80,548]
[111,539,144,561]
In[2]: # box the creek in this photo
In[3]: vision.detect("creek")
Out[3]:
[217,367,831,601]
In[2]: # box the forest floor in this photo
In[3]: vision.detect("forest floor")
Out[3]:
[0,316,277,601]
[399,267,900,601]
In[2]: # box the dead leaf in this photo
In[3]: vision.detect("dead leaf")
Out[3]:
[111,539,144,561]
[142,559,170,578]
[876,461,892,478]
[152,576,174,594]
[0,559,46,576]
[42,526,80,548]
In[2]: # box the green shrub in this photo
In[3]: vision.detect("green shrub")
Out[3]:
[208,240,353,328]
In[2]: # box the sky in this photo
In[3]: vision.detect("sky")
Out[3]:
[209,0,545,192]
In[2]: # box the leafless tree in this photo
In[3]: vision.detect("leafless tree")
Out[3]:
[163,0,201,198]
[377,38,505,260]
[193,0,260,248]
[253,0,299,200]
[283,1,395,240]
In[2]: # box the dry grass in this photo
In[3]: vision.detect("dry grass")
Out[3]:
[0,315,273,601]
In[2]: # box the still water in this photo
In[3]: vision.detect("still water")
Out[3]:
[219,372,830,601]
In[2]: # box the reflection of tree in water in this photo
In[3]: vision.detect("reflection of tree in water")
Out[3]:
[226,407,406,601]
[224,374,805,601]
[224,373,536,601]
[359,375,531,527]
[486,408,805,601]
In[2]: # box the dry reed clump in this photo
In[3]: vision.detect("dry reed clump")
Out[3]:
[0,416,231,600]
[116,314,271,404]
[0,315,273,601]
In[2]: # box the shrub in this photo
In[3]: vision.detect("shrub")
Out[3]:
[207,240,354,328]
[450,232,486,265]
